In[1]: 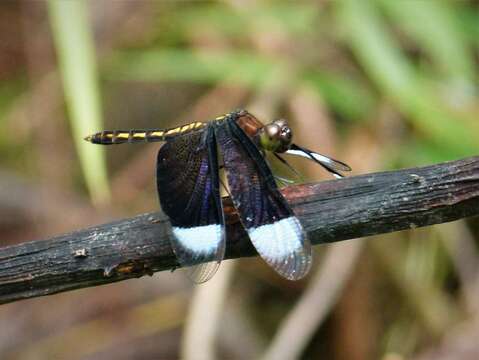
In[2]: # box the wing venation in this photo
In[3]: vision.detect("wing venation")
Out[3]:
[156,126,225,283]
[215,117,312,280]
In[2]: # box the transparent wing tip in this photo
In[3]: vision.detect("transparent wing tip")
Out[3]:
[171,225,225,284]
[185,261,221,284]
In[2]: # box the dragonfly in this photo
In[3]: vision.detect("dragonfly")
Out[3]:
[85,109,351,283]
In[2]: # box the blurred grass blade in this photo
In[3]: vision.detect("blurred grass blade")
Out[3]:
[105,49,286,88]
[48,0,110,204]
[108,50,375,122]
[380,0,475,85]
[457,5,479,48]
[174,3,317,37]
[304,71,375,122]
[372,238,456,336]
[336,0,478,158]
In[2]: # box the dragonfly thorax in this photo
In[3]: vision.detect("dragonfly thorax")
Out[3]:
[259,119,293,153]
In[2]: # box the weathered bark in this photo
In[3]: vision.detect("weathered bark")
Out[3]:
[1,156,478,304]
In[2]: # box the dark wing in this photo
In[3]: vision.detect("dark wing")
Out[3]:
[156,126,225,283]
[215,119,312,280]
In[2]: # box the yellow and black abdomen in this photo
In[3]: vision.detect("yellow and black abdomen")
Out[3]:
[84,122,206,145]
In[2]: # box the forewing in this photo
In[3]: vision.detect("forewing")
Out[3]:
[156,126,225,283]
[215,119,312,280]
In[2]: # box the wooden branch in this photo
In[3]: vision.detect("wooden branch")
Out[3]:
[1,157,479,304]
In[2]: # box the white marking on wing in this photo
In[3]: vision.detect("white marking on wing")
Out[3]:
[248,217,312,280]
[173,224,222,256]
[172,224,224,283]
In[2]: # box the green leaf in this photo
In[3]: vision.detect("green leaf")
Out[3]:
[335,0,478,157]
[380,0,475,83]
[48,0,110,204]
[171,3,317,38]
[105,49,287,88]
[304,71,375,121]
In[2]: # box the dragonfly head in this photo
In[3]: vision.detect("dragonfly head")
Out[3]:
[259,119,293,153]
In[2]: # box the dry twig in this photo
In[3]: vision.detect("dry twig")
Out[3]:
[1,156,478,304]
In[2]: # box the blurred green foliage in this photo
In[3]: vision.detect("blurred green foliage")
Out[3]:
[0,1,477,359]
[102,1,477,164]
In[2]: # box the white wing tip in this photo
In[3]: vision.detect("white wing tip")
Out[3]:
[172,224,224,283]
[172,224,223,257]
[248,217,312,280]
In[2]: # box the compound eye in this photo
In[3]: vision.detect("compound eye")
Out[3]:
[259,123,282,152]
[281,127,292,140]
[274,119,288,128]
[272,119,292,145]
[265,123,280,140]
[279,126,293,149]
[259,120,294,152]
